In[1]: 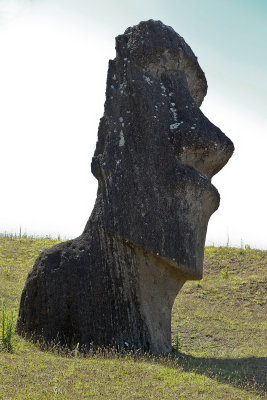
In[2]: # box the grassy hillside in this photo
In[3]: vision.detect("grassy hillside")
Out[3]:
[0,236,266,399]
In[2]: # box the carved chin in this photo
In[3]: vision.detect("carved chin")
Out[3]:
[105,174,220,281]
[145,186,219,280]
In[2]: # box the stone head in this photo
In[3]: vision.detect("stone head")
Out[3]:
[90,20,234,280]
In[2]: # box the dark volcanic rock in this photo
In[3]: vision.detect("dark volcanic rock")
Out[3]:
[17,20,234,354]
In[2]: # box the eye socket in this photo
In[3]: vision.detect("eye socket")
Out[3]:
[140,50,181,78]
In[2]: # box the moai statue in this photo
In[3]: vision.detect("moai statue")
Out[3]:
[17,20,234,354]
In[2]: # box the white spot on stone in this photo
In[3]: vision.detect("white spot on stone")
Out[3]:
[112,74,116,80]
[124,57,127,61]
[119,117,123,123]
[119,130,125,147]
[110,85,114,89]
[170,122,182,130]
[169,92,174,96]
[143,75,153,85]
[116,159,121,165]
[124,341,129,347]
[170,107,178,122]
[160,83,166,92]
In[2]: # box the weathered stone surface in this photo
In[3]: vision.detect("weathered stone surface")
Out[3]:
[17,20,234,354]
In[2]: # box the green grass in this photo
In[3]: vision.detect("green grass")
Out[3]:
[0,237,266,399]
[0,298,16,352]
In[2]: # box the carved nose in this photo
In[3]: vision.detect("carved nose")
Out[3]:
[173,121,234,179]
[160,70,234,179]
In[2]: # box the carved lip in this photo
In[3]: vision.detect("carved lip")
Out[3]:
[174,164,219,194]
[173,165,221,221]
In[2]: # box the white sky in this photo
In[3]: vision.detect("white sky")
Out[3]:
[0,0,266,249]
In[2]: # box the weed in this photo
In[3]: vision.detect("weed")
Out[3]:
[226,232,230,247]
[221,270,229,279]
[53,387,59,400]
[0,298,15,352]
[173,333,183,352]
[72,342,80,374]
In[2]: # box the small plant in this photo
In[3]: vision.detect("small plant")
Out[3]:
[173,333,183,352]
[53,387,58,400]
[221,270,229,279]
[0,298,15,352]
[226,232,230,247]
[72,342,80,374]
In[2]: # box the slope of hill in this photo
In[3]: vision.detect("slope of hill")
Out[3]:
[0,236,266,399]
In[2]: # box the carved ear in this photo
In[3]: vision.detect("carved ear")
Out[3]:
[160,70,189,93]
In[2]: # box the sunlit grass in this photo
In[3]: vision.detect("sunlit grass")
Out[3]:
[0,236,266,399]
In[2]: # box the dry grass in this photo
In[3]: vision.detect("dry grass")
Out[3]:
[0,237,266,399]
